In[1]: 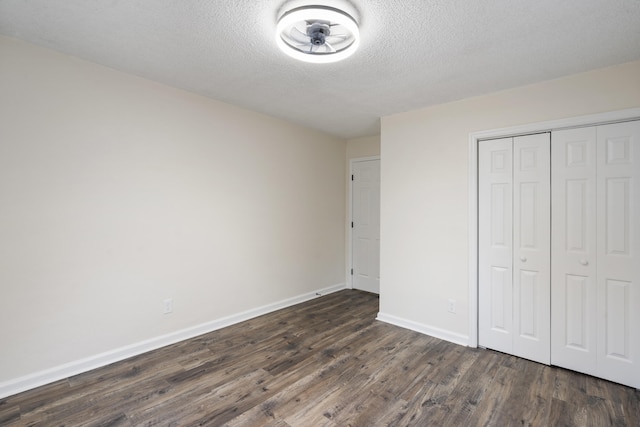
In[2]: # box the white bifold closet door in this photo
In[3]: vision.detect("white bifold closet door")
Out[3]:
[552,121,640,388]
[478,133,551,365]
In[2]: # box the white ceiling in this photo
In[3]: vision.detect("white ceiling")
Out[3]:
[1,0,640,139]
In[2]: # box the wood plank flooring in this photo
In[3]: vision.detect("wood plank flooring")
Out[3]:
[1,290,638,426]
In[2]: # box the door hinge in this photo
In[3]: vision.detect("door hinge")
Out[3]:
[351,268,353,275]
[351,221,354,228]
[351,174,354,181]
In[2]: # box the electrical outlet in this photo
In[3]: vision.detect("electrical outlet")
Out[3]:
[447,299,456,314]
[163,298,173,314]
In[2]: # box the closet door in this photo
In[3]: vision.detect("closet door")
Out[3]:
[596,121,640,388]
[552,121,640,388]
[479,137,513,355]
[551,128,598,375]
[512,134,551,364]
[479,133,550,364]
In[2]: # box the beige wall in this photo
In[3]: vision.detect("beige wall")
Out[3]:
[380,60,640,341]
[346,135,381,160]
[0,36,346,390]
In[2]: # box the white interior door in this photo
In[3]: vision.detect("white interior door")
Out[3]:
[512,133,551,364]
[351,159,380,294]
[552,121,640,389]
[479,134,550,364]
[596,121,640,388]
[551,127,598,375]
[479,137,514,354]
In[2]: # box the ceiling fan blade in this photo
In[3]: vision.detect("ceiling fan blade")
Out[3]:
[326,33,348,41]
[290,26,310,44]
[311,44,332,54]
[293,43,314,53]
[324,42,336,53]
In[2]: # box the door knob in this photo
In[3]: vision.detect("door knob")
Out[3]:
[579,259,589,266]
[520,256,527,262]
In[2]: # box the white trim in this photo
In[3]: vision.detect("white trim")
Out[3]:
[468,107,640,349]
[348,156,381,289]
[468,134,479,348]
[377,312,469,347]
[0,282,347,399]
[350,156,381,162]
[470,108,640,142]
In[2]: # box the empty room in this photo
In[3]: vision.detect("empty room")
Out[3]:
[1,1,639,425]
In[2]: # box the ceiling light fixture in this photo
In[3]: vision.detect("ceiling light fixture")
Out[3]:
[275,5,360,64]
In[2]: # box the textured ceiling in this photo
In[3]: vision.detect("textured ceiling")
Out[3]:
[1,0,640,139]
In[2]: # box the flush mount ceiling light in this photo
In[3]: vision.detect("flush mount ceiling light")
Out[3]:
[275,5,360,64]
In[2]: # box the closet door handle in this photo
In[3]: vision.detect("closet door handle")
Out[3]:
[520,256,527,262]
[579,259,589,266]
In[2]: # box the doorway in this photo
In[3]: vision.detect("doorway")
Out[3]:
[350,157,380,294]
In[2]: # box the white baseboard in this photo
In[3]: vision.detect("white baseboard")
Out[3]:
[376,312,469,347]
[0,283,347,399]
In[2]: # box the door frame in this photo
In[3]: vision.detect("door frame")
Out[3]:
[349,156,381,289]
[467,108,640,347]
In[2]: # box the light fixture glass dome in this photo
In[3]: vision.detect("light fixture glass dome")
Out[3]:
[275,5,360,64]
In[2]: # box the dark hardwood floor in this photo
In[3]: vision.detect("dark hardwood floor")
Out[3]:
[1,290,638,426]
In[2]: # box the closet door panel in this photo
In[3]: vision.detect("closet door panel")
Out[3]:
[551,127,598,374]
[479,138,513,354]
[512,133,550,364]
[596,121,640,388]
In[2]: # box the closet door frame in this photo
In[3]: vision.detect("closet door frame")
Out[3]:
[468,107,640,348]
